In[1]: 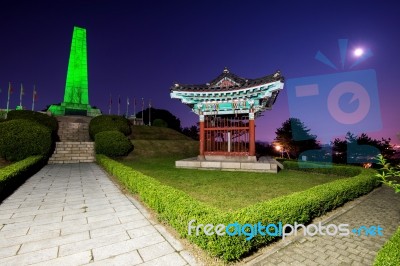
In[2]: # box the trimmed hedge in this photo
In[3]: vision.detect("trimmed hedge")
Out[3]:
[89,115,131,140]
[283,160,361,177]
[0,155,46,202]
[95,131,133,157]
[0,119,53,161]
[96,155,219,246]
[7,110,58,134]
[97,155,380,261]
[374,226,400,265]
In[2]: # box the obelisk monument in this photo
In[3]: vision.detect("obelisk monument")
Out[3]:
[48,26,101,116]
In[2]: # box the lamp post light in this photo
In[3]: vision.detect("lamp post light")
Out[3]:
[275,145,283,158]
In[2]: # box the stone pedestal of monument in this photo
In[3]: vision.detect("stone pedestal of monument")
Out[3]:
[48,116,95,164]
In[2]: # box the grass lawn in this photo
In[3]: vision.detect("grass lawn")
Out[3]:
[131,125,192,140]
[121,153,350,211]
[121,128,354,211]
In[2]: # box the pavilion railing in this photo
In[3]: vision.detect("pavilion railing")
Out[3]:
[204,116,249,155]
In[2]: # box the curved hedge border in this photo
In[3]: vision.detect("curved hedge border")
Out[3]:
[0,156,46,202]
[374,226,400,265]
[283,160,361,177]
[97,155,380,261]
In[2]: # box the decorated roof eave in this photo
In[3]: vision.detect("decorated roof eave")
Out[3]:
[170,68,284,117]
[187,90,281,116]
[170,70,284,93]
[170,80,284,104]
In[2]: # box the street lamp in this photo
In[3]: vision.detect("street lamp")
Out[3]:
[275,145,283,158]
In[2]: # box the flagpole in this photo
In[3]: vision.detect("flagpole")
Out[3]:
[148,99,151,126]
[126,97,129,118]
[118,95,120,116]
[6,82,11,114]
[133,97,136,118]
[141,97,144,123]
[32,85,36,111]
[108,94,112,115]
[19,83,23,108]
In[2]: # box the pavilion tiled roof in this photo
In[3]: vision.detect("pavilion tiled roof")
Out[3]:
[171,67,284,92]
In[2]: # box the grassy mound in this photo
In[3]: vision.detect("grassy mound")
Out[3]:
[89,115,131,140]
[125,140,197,159]
[131,125,192,140]
[123,125,197,159]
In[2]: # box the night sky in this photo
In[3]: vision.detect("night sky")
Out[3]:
[1,0,399,144]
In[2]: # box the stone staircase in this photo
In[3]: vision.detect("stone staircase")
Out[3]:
[48,116,95,164]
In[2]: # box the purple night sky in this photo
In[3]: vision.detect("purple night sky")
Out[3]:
[1,0,399,144]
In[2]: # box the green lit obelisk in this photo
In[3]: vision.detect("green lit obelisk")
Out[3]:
[64,26,89,106]
[48,26,101,116]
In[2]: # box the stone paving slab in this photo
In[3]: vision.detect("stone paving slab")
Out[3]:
[247,185,400,266]
[0,163,198,265]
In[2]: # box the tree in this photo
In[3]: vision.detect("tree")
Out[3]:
[182,125,199,140]
[274,118,320,159]
[332,137,347,164]
[136,108,181,132]
[332,132,357,164]
[376,137,396,159]
[152,118,168,127]
[332,132,396,164]
[255,141,276,157]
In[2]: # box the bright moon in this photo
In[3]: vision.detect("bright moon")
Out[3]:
[354,48,364,57]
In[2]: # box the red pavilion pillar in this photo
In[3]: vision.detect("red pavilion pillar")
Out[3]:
[199,115,205,157]
[249,112,255,156]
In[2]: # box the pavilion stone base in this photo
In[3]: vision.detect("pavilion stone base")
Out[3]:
[176,156,283,173]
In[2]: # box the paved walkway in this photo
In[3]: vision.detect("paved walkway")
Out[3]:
[0,163,197,266]
[247,185,400,266]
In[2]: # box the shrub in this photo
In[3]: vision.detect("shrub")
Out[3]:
[97,155,379,261]
[0,155,46,202]
[374,226,400,265]
[152,118,168,127]
[7,110,58,134]
[282,160,361,177]
[0,110,7,121]
[375,154,400,193]
[89,115,131,140]
[6,110,58,142]
[0,119,53,161]
[95,131,133,157]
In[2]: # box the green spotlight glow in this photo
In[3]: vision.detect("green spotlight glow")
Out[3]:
[64,26,89,105]
[47,26,101,117]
